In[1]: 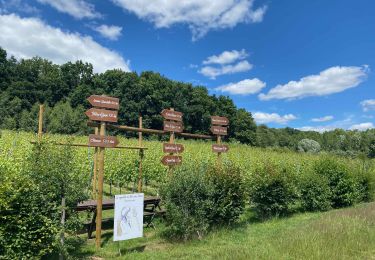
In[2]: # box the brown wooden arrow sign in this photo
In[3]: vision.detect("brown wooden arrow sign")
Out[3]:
[210,125,228,135]
[88,134,119,148]
[164,120,183,133]
[163,143,184,153]
[161,109,183,122]
[85,108,118,123]
[211,116,229,126]
[87,95,119,110]
[161,155,182,166]
[212,144,229,153]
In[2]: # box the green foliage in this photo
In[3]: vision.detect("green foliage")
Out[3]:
[206,162,245,225]
[0,171,58,259]
[298,139,321,153]
[248,162,298,219]
[298,171,332,212]
[313,157,357,208]
[161,164,213,240]
[161,162,246,240]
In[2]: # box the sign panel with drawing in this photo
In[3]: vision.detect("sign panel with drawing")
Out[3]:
[113,193,144,241]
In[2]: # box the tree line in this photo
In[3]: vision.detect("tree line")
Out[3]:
[0,47,374,157]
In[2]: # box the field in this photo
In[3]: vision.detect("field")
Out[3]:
[72,202,375,259]
[1,129,374,259]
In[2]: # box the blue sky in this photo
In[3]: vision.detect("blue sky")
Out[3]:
[0,0,374,131]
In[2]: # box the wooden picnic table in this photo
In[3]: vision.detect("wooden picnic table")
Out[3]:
[76,196,165,238]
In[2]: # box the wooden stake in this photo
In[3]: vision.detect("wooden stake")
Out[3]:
[168,108,175,176]
[38,104,44,142]
[95,122,106,249]
[137,115,144,192]
[217,135,222,164]
[92,127,99,199]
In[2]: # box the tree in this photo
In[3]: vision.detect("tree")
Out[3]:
[298,139,321,153]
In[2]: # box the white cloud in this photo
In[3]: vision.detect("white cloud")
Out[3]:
[36,0,100,19]
[112,0,267,40]
[199,60,252,79]
[0,0,40,14]
[311,115,334,122]
[203,49,248,65]
[216,78,265,95]
[253,112,297,124]
[259,66,369,101]
[0,14,129,73]
[360,99,375,112]
[349,122,374,131]
[94,24,122,40]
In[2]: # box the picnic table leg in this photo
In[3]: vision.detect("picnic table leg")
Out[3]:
[88,210,97,239]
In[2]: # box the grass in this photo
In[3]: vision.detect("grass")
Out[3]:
[68,202,375,259]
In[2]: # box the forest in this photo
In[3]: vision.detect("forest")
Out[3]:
[0,47,374,157]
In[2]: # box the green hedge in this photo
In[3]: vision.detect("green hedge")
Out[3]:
[161,162,245,240]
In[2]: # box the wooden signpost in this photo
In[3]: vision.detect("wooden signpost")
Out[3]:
[212,144,229,153]
[163,143,184,153]
[161,109,184,171]
[85,95,119,250]
[163,121,183,133]
[210,125,228,135]
[211,116,229,161]
[85,108,118,123]
[211,116,229,126]
[88,134,119,148]
[87,95,120,110]
[161,155,182,166]
[161,109,183,122]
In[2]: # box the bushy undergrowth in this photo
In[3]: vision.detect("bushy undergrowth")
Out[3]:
[299,171,332,212]
[161,162,245,240]
[314,158,358,208]
[0,140,89,259]
[247,162,298,219]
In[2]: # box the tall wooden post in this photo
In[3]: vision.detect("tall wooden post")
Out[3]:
[95,122,106,249]
[137,114,143,192]
[92,127,99,198]
[217,135,222,163]
[38,104,44,142]
[168,108,175,176]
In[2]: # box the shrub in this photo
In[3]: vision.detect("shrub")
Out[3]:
[161,161,246,240]
[313,157,357,208]
[248,162,298,219]
[0,173,58,259]
[161,164,213,240]
[298,171,332,212]
[206,162,245,226]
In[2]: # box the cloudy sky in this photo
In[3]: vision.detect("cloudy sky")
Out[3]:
[0,0,374,131]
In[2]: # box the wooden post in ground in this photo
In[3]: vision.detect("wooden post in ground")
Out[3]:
[38,104,44,142]
[95,122,106,250]
[137,114,144,192]
[217,135,222,164]
[168,108,175,176]
[92,127,99,199]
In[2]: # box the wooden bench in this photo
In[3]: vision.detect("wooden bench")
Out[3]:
[76,196,164,238]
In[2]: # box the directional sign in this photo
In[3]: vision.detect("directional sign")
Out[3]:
[163,143,184,153]
[212,144,229,153]
[211,116,229,126]
[163,121,183,133]
[88,134,119,148]
[161,109,183,122]
[210,125,228,135]
[85,108,118,123]
[87,95,119,110]
[161,155,182,166]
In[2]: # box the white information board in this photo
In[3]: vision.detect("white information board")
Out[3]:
[113,193,144,241]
